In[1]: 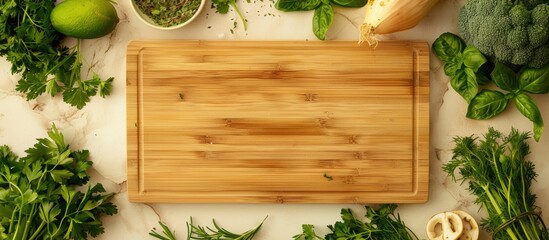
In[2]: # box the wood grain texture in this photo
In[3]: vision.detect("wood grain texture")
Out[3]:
[126,41,430,203]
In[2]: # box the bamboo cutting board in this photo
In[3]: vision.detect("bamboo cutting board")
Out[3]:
[127,41,429,203]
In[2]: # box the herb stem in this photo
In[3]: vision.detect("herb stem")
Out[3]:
[483,185,519,240]
[28,221,45,240]
[22,5,43,30]
[70,40,83,88]
[43,50,76,77]
[8,204,17,235]
[230,1,247,31]
[21,204,37,240]
[3,178,25,238]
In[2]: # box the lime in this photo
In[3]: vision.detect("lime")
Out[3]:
[51,0,119,39]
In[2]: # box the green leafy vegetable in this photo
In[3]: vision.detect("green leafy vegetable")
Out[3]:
[212,0,249,30]
[432,32,485,103]
[330,0,366,8]
[431,32,466,63]
[451,68,479,103]
[514,93,544,141]
[462,45,487,72]
[491,61,518,91]
[0,125,118,239]
[275,0,321,11]
[466,90,508,120]
[293,204,419,240]
[457,0,549,68]
[312,4,333,40]
[293,224,323,240]
[0,0,114,109]
[275,0,366,40]
[150,216,267,240]
[433,32,549,141]
[443,128,549,239]
[518,64,549,94]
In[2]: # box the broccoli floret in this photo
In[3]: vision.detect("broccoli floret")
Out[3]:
[474,16,512,56]
[510,4,531,26]
[529,45,549,68]
[512,46,534,65]
[494,45,513,63]
[532,4,549,25]
[522,0,549,9]
[458,1,549,68]
[508,27,530,49]
[528,24,549,48]
[457,6,471,42]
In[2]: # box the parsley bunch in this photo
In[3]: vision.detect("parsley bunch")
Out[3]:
[294,204,419,240]
[0,125,118,239]
[0,0,113,109]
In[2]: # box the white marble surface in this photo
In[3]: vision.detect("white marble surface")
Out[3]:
[1,0,548,239]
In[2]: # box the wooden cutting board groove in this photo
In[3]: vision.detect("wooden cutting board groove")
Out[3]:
[127,40,429,203]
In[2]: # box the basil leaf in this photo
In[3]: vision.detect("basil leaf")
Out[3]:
[443,59,462,77]
[462,46,487,72]
[518,64,549,94]
[312,3,333,40]
[330,0,367,8]
[432,32,466,63]
[514,93,544,141]
[451,68,478,103]
[476,72,490,85]
[275,0,321,11]
[476,63,493,85]
[491,61,517,91]
[466,90,508,120]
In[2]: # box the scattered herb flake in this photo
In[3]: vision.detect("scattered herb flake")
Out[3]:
[212,0,249,30]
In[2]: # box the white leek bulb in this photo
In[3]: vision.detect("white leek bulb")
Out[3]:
[360,0,440,46]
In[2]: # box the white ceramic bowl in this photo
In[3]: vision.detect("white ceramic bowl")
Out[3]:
[130,0,206,30]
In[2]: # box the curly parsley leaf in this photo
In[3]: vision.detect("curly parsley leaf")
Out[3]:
[0,0,114,109]
[294,205,419,240]
[0,125,117,239]
[293,224,324,240]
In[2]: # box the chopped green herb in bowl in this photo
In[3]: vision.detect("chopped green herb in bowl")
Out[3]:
[131,0,205,29]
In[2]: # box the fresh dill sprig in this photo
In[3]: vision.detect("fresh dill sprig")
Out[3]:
[443,127,549,240]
